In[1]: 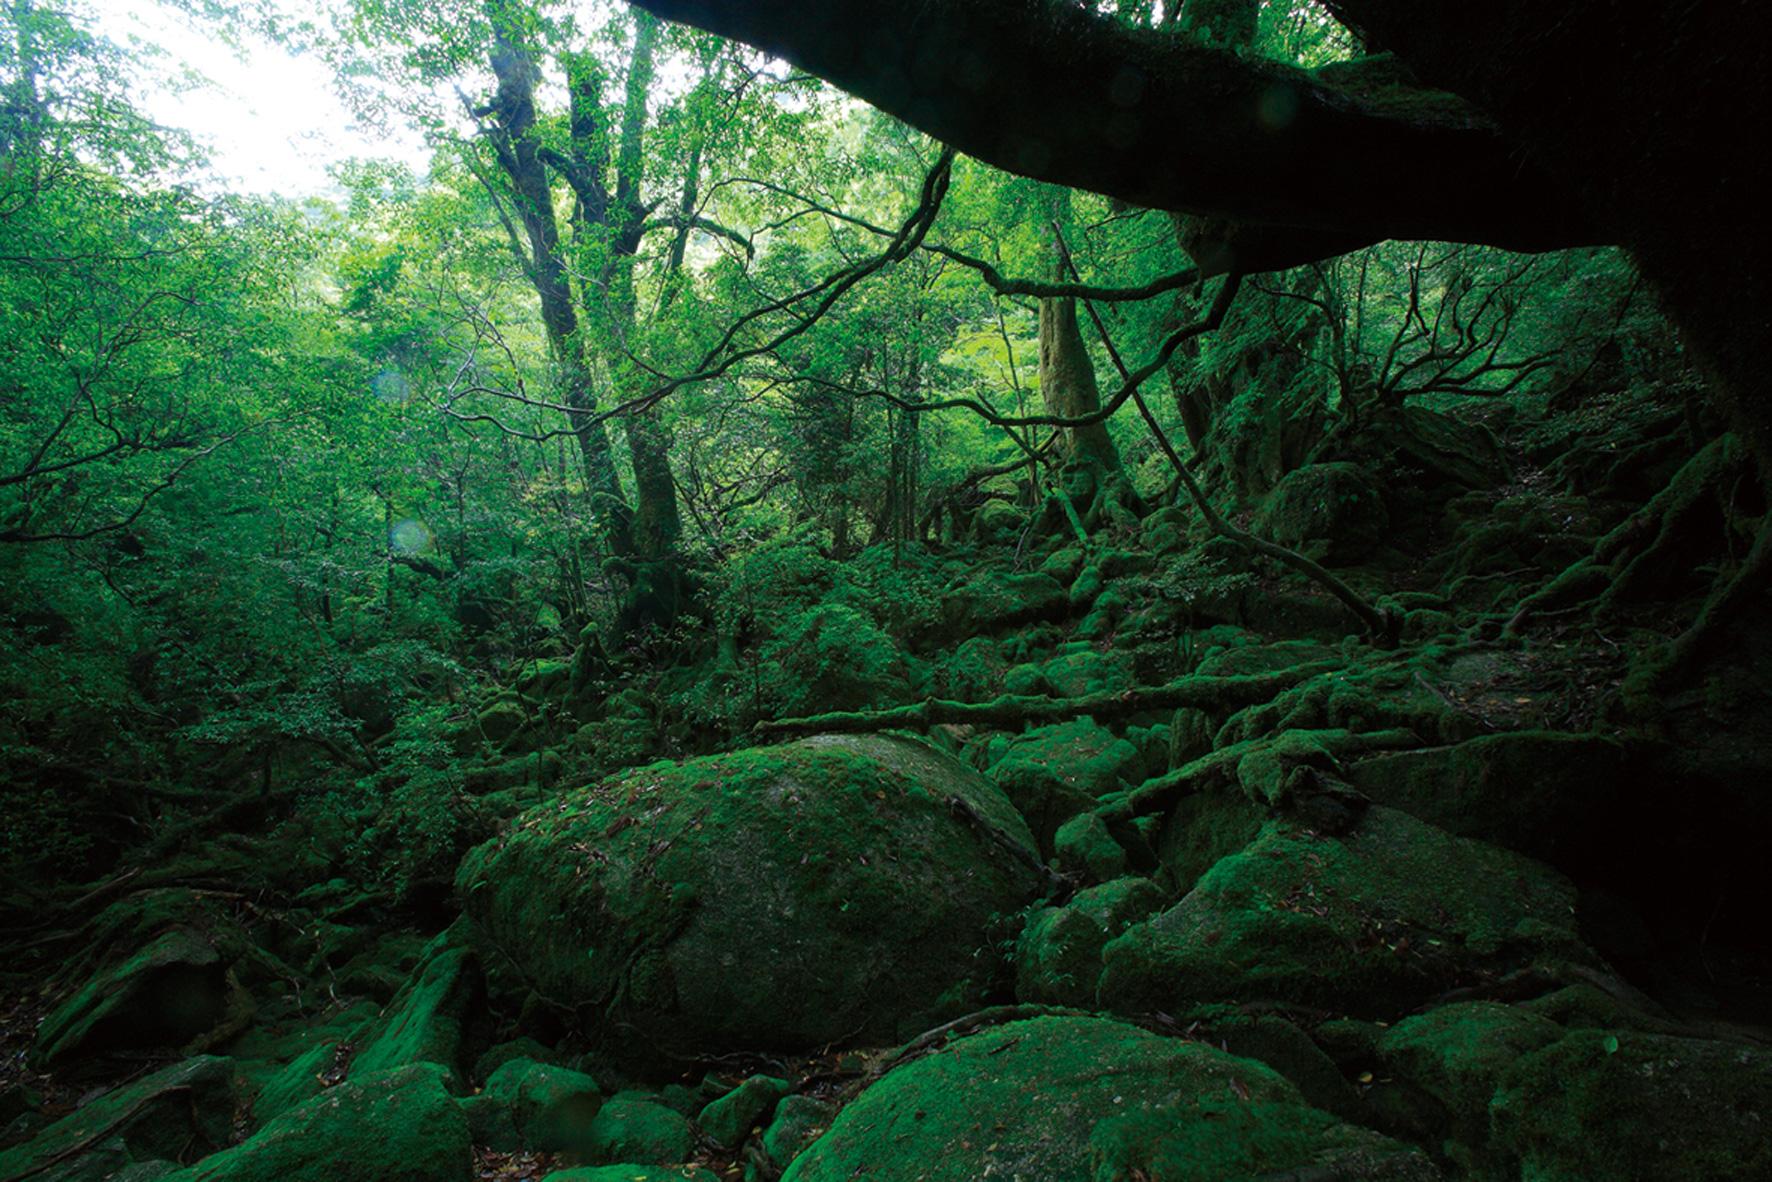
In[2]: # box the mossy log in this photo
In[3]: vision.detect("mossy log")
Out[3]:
[752,662,1339,737]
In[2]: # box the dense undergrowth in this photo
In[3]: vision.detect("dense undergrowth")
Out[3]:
[4,2,1770,1180]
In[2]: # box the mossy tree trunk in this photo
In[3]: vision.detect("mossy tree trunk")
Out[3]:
[1037,191,1124,478]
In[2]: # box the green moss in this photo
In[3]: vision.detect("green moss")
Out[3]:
[988,719,1142,849]
[697,1074,790,1148]
[1102,807,1591,1016]
[1493,1029,1772,1181]
[1015,878,1166,1006]
[585,1095,695,1165]
[165,1064,469,1182]
[0,1056,236,1182]
[462,1058,603,1153]
[758,1095,837,1173]
[781,1016,1430,1182]
[1052,812,1128,881]
[1251,462,1390,563]
[457,734,1041,1073]
[542,1168,716,1182]
[348,938,482,1090]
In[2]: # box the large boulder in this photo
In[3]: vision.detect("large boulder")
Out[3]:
[782,1016,1437,1181]
[164,1064,469,1182]
[31,891,249,1068]
[0,1057,236,1182]
[1252,461,1390,562]
[987,719,1143,849]
[1491,1029,1772,1182]
[457,735,1044,1070]
[1101,807,1592,1017]
[1015,877,1166,1006]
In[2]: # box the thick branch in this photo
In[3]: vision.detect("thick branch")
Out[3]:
[753,664,1336,737]
[624,0,1602,271]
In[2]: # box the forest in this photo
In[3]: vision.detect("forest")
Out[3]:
[1,0,1768,1179]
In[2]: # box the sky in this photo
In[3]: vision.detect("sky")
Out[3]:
[88,1,432,197]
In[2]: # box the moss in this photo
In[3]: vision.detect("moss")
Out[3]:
[1016,878,1166,1006]
[941,569,1068,635]
[165,1064,470,1182]
[697,1074,790,1148]
[1375,1001,1563,1174]
[1052,812,1128,881]
[585,1095,695,1165]
[781,1016,1431,1182]
[457,734,1041,1073]
[1251,462,1390,563]
[758,1095,837,1173]
[1101,807,1591,1017]
[462,1058,603,1154]
[542,1168,717,1182]
[1347,731,1629,858]
[0,1056,236,1181]
[988,719,1142,849]
[1492,1029,1772,1181]
[347,938,482,1090]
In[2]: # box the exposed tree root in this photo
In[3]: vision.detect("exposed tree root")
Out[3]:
[751,663,1339,738]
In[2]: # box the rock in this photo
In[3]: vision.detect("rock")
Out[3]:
[1371,1001,1563,1176]
[698,1074,790,1149]
[585,1095,695,1165]
[543,1168,716,1182]
[1016,877,1166,1006]
[759,604,911,717]
[988,719,1142,849]
[1102,807,1592,1017]
[462,1058,603,1153]
[1347,731,1629,859]
[478,698,531,748]
[1039,647,1134,697]
[348,936,483,1089]
[0,1056,236,1182]
[1182,1007,1364,1122]
[32,891,247,1068]
[782,1016,1437,1181]
[457,734,1043,1071]
[942,570,1067,634]
[757,1095,837,1173]
[1491,1029,1772,1182]
[1052,812,1128,881]
[164,1064,469,1182]
[254,1042,342,1124]
[1252,462,1390,562]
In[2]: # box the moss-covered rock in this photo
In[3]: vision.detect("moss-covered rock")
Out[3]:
[0,1057,236,1182]
[942,570,1067,635]
[1015,877,1166,1006]
[461,1058,603,1153]
[31,891,248,1068]
[457,734,1042,1071]
[697,1073,790,1149]
[988,719,1142,849]
[1101,807,1591,1017]
[347,936,482,1090]
[165,1064,470,1182]
[781,1016,1435,1181]
[1052,812,1128,881]
[1252,462,1390,563]
[1039,648,1135,698]
[585,1094,695,1165]
[1491,1029,1772,1182]
[757,1095,837,1175]
[543,1168,716,1182]
[1347,731,1629,858]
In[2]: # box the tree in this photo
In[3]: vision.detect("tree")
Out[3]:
[617,0,1770,475]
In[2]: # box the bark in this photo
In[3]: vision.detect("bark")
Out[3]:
[622,0,1601,273]
[753,662,1337,737]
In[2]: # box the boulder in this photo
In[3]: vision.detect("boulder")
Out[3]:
[757,1095,837,1175]
[1492,1029,1772,1181]
[347,936,482,1089]
[585,1095,695,1165]
[698,1074,790,1149]
[0,1057,235,1182]
[457,735,1043,1070]
[1015,877,1166,1006]
[461,1058,603,1153]
[987,719,1142,849]
[1052,812,1128,881]
[1102,807,1592,1016]
[942,570,1067,634]
[1252,462,1390,562]
[32,891,247,1068]
[164,1064,469,1182]
[781,1016,1437,1181]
